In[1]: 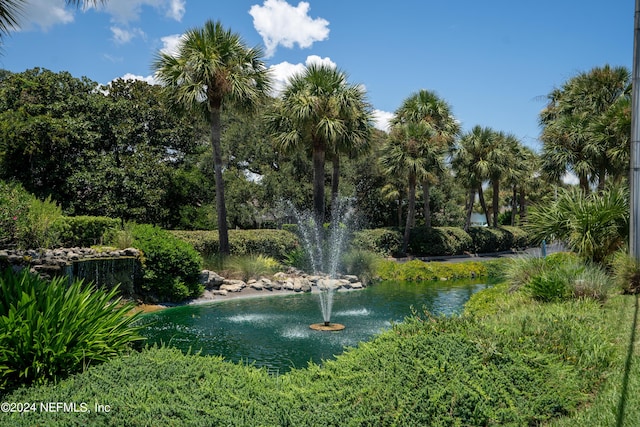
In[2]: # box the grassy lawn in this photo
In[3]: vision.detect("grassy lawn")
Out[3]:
[1,283,639,426]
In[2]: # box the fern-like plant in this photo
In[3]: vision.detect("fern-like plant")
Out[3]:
[0,269,143,390]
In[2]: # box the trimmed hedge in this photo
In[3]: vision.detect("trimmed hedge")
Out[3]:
[376,259,488,281]
[408,226,473,256]
[58,216,120,247]
[467,226,530,253]
[170,229,299,261]
[351,228,402,256]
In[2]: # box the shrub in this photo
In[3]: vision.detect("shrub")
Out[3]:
[340,249,381,284]
[171,229,299,261]
[0,180,31,246]
[408,226,472,256]
[467,226,524,253]
[350,228,401,257]
[17,196,64,249]
[611,250,640,294]
[225,255,280,281]
[131,224,203,302]
[0,268,142,390]
[376,259,488,282]
[58,215,120,247]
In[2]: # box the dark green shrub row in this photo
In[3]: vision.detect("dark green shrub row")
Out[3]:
[351,227,402,256]
[354,226,531,257]
[408,226,473,256]
[57,216,120,247]
[171,229,299,261]
[0,268,142,391]
[131,224,203,302]
[4,292,619,426]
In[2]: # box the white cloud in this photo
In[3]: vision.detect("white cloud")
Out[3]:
[95,0,185,24]
[159,34,184,56]
[269,55,336,95]
[119,73,159,85]
[111,26,146,45]
[16,0,74,31]
[373,110,393,132]
[562,171,580,186]
[249,0,330,58]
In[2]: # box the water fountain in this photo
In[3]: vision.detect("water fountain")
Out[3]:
[289,199,354,331]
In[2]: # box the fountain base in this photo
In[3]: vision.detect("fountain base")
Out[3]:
[309,322,345,331]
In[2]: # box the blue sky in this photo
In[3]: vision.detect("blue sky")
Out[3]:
[0,0,633,150]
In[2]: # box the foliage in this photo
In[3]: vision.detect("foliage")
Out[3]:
[0,268,142,391]
[350,228,402,257]
[0,180,30,246]
[58,215,120,247]
[170,229,299,261]
[224,254,280,281]
[467,226,526,253]
[376,259,488,282]
[282,247,311,272]
[340,249,381,285]
[505,253,614,302]
[525,184,628,263]
[5,290,629,426]
[408,226,472,256]
[610,249,640,294]
[16,196,63,249]
[130,224,202,302]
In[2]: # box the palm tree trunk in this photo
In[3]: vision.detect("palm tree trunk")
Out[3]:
[312,139,326,225]
[519,188,526,221]
[402,173,417,254]
[492,180,500,227]
[511,185,517,226]
[210,104,229,255]
[579,174,589,193]
[464,187,476,231]
[331,155,340,217]
[422,180,431,228]
[478,185,490,227]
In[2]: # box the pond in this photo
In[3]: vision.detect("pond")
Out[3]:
[138,279,490,373]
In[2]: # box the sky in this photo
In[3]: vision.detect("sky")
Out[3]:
[0,0,633,151]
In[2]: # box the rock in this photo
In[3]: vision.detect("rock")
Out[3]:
[220,279,246,292]
[282,279,295,291]
[317,278,342,291]
[250,281,264,290]
[293,277,311,292]
[200,270,224,289]
[343,275,359,283]
[350,282,364,289]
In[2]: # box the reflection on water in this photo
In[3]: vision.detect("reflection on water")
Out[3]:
[138,279,490,372]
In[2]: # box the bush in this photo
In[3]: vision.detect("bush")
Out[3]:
[171,229,299,261]
[17,196,64,249]
[58,216,120,247]
[408,226,472,256]
[225,255,280,281]
[376,259,488,282]
[340,249,381,285]
[351,228,402,257]
[0,268,142,390]
[467,226,525,253]
[131,224,203,302]
[0,180,31,246]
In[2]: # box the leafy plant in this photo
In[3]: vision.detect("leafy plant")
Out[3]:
[340,249,381,284]
[0,180,31,246]
[0,268,143,390]
[225,254,280,281]
[131,224,203,302]
[610,249,640,294]
[16,196,64,249]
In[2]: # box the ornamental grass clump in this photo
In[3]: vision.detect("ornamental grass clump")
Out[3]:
[225,254,280,281]
[0,269,143,391]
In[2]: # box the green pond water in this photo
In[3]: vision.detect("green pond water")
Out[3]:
[138,280,490,373]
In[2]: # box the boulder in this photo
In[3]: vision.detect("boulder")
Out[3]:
[220,279,246,293]
[200,270,225,289]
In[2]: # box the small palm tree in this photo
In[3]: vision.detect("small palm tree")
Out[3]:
[267,63,371,224]
[380,121,434,253]
[153,20,272,255]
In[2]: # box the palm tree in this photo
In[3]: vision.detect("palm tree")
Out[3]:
[153,20,272,255]
[392,90,459,227]
[540,65,630,192]
[380,121,434,254]
[451,126,495,230]
[486,132,522,227]
[267,64,371,224]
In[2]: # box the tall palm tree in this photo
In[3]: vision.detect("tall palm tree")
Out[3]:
[392,90,459,227]
[153,20,272,255]
[380,121,434,254]
[267,64,371,224]
[451,126,495,231]
[486,132,522,227]
[540,65,630,192]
